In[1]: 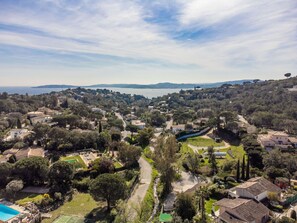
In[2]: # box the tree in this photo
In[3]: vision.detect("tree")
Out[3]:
[118,144,141,167]
[90,158,115,177]
[246,155,250,180]
[98,121,103,133]
[90,174,127,211]
[6,180,24,197]
[175,193,196,220]
[196,187,208,223]
[186,153,200,174]
[136,128,154,148]
[236,159,240,182]
[97,131,111,151]
[110,128,122,142]
[15,157,49,186]
[33,123,50,146]
[154,136,178,195]
[208,146,217,175]
[49,161,74,195]
[17,118,22,129]
[241,156,245,180]
[0,163,13,187]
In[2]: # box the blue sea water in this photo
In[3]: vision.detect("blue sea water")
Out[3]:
[0,204,20,221]
[0,86,186,98]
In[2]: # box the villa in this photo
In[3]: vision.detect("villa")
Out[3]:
[229,177,281,202]
[258,131,297,151]
[3,129,32,142]
[131,120,146,129]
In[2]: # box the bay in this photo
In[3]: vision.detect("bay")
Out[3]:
[0,86,190,98]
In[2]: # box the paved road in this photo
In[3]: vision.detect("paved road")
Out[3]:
[127,157,152,220]
[115,112,129,140]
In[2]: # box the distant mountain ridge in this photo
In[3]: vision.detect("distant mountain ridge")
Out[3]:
[34,80,254,89]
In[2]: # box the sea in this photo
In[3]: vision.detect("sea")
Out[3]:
[0,87,190,99]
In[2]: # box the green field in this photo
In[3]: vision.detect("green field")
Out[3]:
[61,155,87,169]
[42,193,101,223]
[186,137,224,147]
[53,216,85,223]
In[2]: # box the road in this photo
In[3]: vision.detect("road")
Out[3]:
[115,112,129,140]
[127,157,152,221]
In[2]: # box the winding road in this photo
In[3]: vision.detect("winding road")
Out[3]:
[127,157,152,220]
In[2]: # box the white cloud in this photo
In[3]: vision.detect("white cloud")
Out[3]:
[0,0,296,85]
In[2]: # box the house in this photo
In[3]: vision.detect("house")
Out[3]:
[214,198,270,223]
[171,124,185,134]
[15,147,45,161]
[257,131,296,151]
[131,120,146,129]
[229,177,281,201]
[91,107,106,115]
[4,129,31,141]
[31,115,53,125]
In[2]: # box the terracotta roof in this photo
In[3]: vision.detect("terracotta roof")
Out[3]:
[216,198,269,223]
[29,147,45,157]
[234,177,281,196]
[15,148,30,160]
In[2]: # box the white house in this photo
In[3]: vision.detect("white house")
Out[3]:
[4,129,31,141]
[131,120,146,129]
[229,177,281,202]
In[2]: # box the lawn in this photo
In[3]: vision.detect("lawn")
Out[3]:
[16,194,44,206]
[220,145,246,161]
[205,198,219,215]
[61,155,87,169]
[42,193,101,223]
[177,143,194,168]
[186,137,224,147]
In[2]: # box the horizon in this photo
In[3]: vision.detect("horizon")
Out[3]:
[0,0,296,85]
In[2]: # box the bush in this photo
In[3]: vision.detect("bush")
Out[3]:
[73,177,91,192]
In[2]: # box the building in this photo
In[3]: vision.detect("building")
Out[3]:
[4,129,31,141]
[257,131,297,151]
[214,198,270,223]
[171,124,185,134]
[131,120,146,129]
[229,177,281,201]
[31,115,53,125]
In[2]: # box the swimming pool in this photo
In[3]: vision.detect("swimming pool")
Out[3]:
[0,204,20,221]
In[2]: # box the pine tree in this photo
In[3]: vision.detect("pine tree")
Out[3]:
[246,155,250,180]
[241,156,245,180]
[236,159,240,182]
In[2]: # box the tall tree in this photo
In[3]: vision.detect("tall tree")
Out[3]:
[49,161,74,195]
[98,121,103,133]
[246,155,250,180]
[90,174,127,211]
[236,159,240,182]
[196,187,208,223]
[241,156,245,180]
[17,118,22,129]
[154,136,178,195]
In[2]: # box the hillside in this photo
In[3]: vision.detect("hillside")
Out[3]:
[152,77,297,134]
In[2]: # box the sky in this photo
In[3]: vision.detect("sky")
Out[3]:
[0,0,296,86]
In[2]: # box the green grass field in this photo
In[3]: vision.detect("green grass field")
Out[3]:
[53,216,85,223]
[61,155,87,169]
[42,193,101,223]
[186,137,224,147]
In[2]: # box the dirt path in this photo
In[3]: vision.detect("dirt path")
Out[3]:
[187,141,231,153]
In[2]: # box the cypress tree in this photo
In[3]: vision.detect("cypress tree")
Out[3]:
[241,156,245,180]
[99,121,103,133]
[17,119,22,129]
[236,159,240,182]
[246,155,250,180]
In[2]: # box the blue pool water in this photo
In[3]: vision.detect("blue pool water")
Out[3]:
[0,204,20,221]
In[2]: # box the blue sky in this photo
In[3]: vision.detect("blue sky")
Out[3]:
[0,0,296,86]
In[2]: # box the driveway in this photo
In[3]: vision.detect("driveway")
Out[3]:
[172,171,201,193]
[127,157,152,220]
